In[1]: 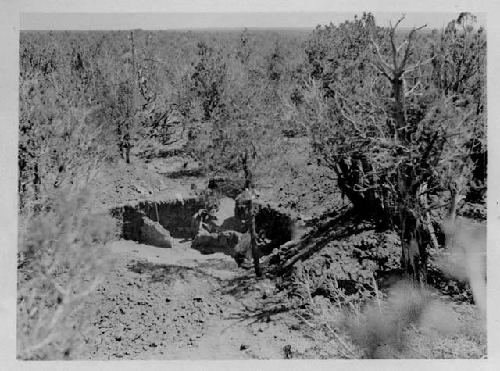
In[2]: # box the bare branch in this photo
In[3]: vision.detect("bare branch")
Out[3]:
[369,62,392,81]
[388,14,407,68]
[404,80,422,98]
[389,29,398,67]
[401,24,427,68]
[332,94,365,137]
[393,14,406,31]
[403,57,434,73]
[370,38,394,74]
[397,40,408,54]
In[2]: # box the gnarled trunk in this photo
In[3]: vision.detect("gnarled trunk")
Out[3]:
[400,209,428,284]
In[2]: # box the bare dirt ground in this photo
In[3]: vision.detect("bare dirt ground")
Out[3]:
[80,238,336,360]
[77,151,341,360]
[74,151,484,360]
[92,156,206,210]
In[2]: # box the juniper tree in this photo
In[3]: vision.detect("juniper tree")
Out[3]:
[302,13,485,282]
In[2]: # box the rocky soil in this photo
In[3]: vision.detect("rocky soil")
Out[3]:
[72,150,485,360]
[79,239,340,360]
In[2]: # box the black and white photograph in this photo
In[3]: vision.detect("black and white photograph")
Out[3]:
[1,0,496,367]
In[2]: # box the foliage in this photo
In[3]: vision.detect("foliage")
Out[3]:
[17,189,118,359]
[430,13,487,201]
[293,272,485,359]
[300,13,486,281]
[19,31,135,211]
[186,31,299,189]
[190,41,228,120]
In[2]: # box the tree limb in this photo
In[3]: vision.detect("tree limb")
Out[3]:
[401,25,427,68]
[370,38,394,74]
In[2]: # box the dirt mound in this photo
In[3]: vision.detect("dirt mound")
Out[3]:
[287,229,401,298]
[262,206,401,297]
[91,158,206,211]
[267,208,480,305]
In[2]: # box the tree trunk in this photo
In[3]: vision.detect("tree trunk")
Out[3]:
[448,186,461,225]
[117,119,124,159]
[445,185,463,250]
[33,162,40,199]
[400,209,428,284]
[242,148,261,277]
[125,145,130,164]
[125,30,136,164]
[368,23,436,283]
[243,151,252,190]
[392,75,406,139]
[248,194,262,277]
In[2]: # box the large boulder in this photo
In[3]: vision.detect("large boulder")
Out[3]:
[140,216,173,248]
[191,229,242,255]
[234,233,253,266]
[191,229,218,253]
[218,230,241,250]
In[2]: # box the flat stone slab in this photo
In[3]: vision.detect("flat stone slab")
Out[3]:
[140,216,173,248]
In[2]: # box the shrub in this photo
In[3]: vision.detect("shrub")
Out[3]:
[17,189,118,360]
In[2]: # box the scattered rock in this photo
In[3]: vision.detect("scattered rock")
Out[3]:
[240,344,249,351]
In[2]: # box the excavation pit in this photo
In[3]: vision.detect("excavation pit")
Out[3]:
[111,197,206,243]
[110,195,297,255]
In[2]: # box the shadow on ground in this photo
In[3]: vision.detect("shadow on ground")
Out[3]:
[126,259,225,284]
[167,168,205,179]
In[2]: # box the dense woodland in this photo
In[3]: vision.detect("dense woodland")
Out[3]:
[18,12,486,359]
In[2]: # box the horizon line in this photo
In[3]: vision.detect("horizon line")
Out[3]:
[21,12,485,31]
[20,25,447,32]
